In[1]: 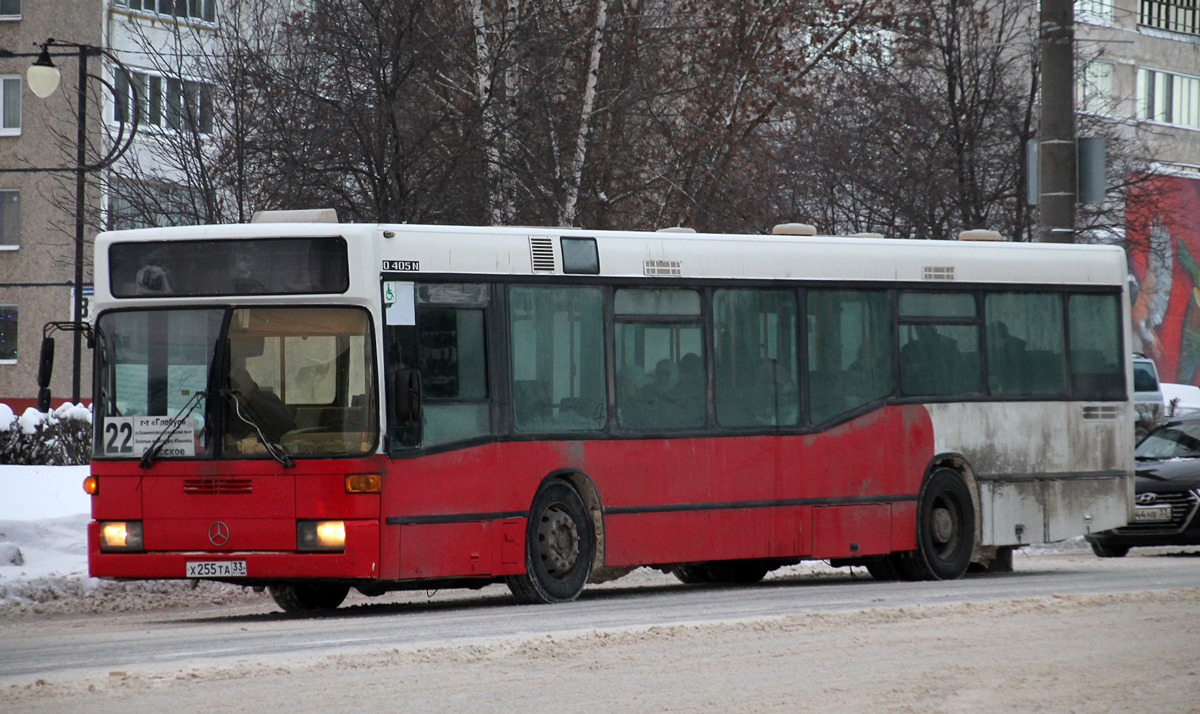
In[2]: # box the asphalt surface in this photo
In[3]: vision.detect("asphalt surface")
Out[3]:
[2,546,1199,686]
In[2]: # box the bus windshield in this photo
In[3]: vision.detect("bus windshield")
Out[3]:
[95,306,377,461]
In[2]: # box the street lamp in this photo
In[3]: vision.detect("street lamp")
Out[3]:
[26,45,60,99]
[0,39,139,405]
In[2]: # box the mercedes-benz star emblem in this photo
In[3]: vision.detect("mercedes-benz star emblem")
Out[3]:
[1136,493,1158,505]
[208,521,231,547]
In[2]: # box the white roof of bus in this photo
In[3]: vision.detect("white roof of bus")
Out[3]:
[95,222,1127,287]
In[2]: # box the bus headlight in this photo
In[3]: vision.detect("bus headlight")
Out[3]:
[297,520,345,551]
[99,521,144,551]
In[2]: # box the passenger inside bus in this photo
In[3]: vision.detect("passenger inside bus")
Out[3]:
[987,320,1030,393]
[901,324,968,396]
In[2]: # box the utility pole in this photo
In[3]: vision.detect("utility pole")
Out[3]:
[1038,0,1076,243]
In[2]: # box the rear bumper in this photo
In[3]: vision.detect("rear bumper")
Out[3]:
[88,519,380,581]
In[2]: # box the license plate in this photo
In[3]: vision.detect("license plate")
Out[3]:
[1133,505,1172,523]
[186,560,248,578]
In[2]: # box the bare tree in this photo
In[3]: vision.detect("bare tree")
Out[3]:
[766,0,1037,239]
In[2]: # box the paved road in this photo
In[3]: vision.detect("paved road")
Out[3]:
[2,547,1198,686]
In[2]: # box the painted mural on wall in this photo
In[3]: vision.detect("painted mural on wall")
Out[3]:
[1127,174,1200,384]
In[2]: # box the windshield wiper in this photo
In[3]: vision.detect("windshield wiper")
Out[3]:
[221,388,295,468]
[139,390,207,469]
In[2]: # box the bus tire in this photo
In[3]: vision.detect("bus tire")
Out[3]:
[897,468,975,581]
[703,560,770,584]
[268,583,350,613]
[864,555,900,581]
[673,565,712,584]
[506,481,594,604]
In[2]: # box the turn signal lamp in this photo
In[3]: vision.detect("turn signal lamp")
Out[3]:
[345,473,381,493]
[297,520,345,551]
[83,476,98,495]
[99,521,144,551]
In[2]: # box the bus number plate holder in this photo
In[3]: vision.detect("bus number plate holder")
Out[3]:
[186,561,248,578]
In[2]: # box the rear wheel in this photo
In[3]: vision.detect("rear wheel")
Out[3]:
[896,468,975,581]
[1088,540,1129,558]
[864,555,901,581]
[506,481,594,604]
[703,560,771,584]
[673,565,713,584]
[268,583,350,613]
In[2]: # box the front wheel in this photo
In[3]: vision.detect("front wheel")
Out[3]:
[506,481,595,604]
[268,583,350,613]
[896,468,976,581]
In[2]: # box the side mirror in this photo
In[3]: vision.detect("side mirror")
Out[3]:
[392,368,422,425]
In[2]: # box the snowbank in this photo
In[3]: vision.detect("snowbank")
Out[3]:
[0,464,262,614]
[0,465,91,521]
[0,466,96,608]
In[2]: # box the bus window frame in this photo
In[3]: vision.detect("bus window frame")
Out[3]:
[380,274,1128,458]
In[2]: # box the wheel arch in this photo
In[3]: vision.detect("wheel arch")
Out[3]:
[542,467,606,579]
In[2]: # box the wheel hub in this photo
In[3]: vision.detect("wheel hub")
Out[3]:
[538,505,580,577]
[931,506,955,544]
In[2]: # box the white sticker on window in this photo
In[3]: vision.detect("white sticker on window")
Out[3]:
[384,281,416,325]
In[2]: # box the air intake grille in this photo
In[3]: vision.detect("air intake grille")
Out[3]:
[923,266,955,280]
[530,237,556,273]
[1082,405,1119,421]
[644,260,682,276]
[184,478,253,495]
[1112,490,1199,535]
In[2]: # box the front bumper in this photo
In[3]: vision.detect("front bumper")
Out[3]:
[88,519,380,582]
[1086,489,1200,549]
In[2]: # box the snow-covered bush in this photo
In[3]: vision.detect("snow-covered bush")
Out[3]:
[0,403,92,465]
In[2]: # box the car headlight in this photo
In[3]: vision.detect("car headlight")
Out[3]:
[99,521,144,551]
[297,520,345,551]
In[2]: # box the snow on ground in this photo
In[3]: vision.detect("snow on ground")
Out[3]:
[0,465,262,615]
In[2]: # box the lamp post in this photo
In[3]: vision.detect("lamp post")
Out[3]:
[0,39,139,404]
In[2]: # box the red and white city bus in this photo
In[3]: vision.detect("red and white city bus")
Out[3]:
[80,216,1133,611]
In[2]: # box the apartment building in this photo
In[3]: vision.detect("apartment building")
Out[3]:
[0,0,216,408]
[1077,1,1200,387]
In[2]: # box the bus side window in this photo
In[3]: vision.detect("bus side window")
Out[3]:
[1068,293,1124,400]
[984,292,1065,396]
[807,290,893,423]
[897,292,981,399]
[416,307,490,446]
[385,324,420,449]
[614,289,704,431]
[714,289,799,427]
[510,286,607,433]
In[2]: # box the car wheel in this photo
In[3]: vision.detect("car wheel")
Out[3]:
[1088,541,1129,558]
